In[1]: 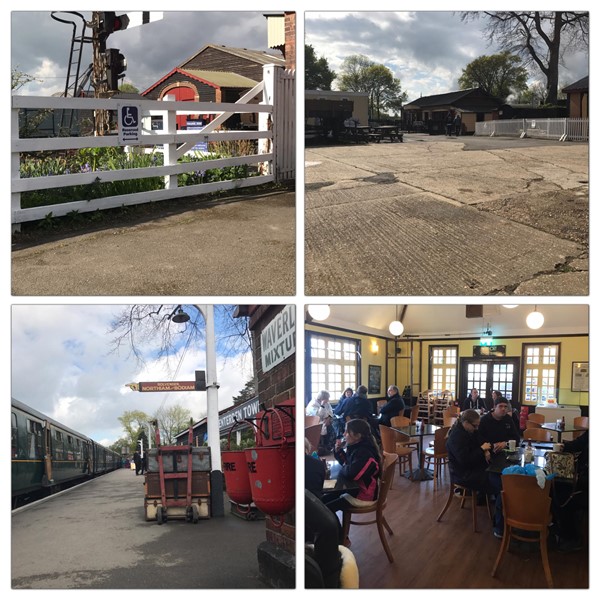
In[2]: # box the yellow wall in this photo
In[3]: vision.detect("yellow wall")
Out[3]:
[306,324,588,406]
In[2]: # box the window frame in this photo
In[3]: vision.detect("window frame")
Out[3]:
[428,344,459,397]
[521,342,561,404]
[305,330,361,406]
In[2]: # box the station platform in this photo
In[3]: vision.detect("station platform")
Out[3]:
[11,467,270,589]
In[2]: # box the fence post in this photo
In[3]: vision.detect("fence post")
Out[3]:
[11,106,22,232]
[259,64,275,176]
[162,94,178,190]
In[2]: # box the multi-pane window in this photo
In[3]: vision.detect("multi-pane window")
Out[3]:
[309,334,358,403]
[430,346,458,396]
[492,363,515,401]
[466,363,488,401]
[523,344,559,403]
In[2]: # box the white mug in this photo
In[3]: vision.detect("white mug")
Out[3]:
[508,439,516,452]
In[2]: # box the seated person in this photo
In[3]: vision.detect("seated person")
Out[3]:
[306,390,336,454]
[322,419,381,546]
[446,409,503,536]
[333,388,354,437]
[305,438,326,499]
[460,387,485,412]
[378,385,405,427]
[477,395,520,454]
[341,385,373,421]
[551,430,589,552]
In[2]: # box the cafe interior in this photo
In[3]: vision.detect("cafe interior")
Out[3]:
[304,304,589,589]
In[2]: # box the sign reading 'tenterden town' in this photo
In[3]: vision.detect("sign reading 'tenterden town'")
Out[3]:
[261,305,295,373]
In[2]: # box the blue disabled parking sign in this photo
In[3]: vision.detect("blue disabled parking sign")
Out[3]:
[118,103,141,145]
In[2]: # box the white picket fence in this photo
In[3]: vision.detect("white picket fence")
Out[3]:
[475,118,588,142]
[11,65,295,226]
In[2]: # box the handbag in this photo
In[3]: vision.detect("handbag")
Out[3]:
[545,451,577,480]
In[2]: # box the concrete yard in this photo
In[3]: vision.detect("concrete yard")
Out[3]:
[305,135,588,296]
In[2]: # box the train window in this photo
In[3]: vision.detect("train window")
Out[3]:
[67,435,73,444]
[12,413,18,458]
[55,431,63,441]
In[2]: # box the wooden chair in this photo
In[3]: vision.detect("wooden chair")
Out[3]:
[437,482,492,533]
[527,413,545,424]
[305,424,322,454]
[417,391,432,423]
[574,416,588,429]
[525,419,542,429]
[432,395,453,426]
[389,416,419,451]
[492,474,553,587]
[523,428,552,442]
[443,415,457,428]
[341,451,399,563]
[376,399,387,414]
[379,425,416,481]
[422,426,450,491]
[305,415,320,427]
[408,404,419,425]
[443,405,460,419]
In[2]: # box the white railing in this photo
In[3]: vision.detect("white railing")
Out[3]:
[475,118,588,142]
[11,65,295,226]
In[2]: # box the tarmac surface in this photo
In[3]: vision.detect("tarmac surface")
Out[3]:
[305,134,588,296]
[11,468,270,589]
[12,190,295,296]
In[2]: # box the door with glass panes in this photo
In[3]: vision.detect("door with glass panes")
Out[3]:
[459,358,520,409]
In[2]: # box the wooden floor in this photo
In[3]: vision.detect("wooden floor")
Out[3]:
[338,460,589,589]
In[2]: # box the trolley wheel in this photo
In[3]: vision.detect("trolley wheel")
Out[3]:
[191,504,199,524]
[246,510,257,521]
[156,506,166,524]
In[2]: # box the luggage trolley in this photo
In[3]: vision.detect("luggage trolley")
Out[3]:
[144,423,211,524]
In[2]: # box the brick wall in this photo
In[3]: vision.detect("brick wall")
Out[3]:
[284,12,296,70]
[248,305,296,588]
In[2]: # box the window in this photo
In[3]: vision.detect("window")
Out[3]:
[523,343,560,403]
[308,333,359,404]
[430,346,458,396]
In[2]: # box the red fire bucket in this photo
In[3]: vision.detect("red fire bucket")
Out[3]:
[244,409,295,518]
[245,442,295,516]
[222,420,254,506]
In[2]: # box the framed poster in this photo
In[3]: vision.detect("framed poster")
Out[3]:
[571,362,589,392]
[368,365,381,395]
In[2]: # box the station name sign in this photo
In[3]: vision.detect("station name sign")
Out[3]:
[127,381,196,392]
[261,305,295,373]
[219,397,260,433]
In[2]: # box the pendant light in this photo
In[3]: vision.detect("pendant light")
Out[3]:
[307,305,330,321]
[526,305,544,330]
[389,305,404,337]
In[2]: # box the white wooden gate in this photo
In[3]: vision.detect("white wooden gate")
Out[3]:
[11,65,295,226]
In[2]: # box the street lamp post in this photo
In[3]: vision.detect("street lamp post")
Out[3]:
[171,304,224,516]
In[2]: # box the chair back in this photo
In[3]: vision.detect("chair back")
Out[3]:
[501,474,551,527]
[525,419,542,429]
[378,451,399,507]
[443,415,457,428]
[390,415,410,429]
[376,399,387,414]
[433,426,450,453]
[523,428,552,442]
[305,424,322,454]
[379,424,410,454]
[574,416,589,429]
[443,406,460,418]
[527,413,545,424]
[305,415,320,427]
[409,405,419,424]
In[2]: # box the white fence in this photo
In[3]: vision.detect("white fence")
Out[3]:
[475,118,588,142]
[11,65,295,226]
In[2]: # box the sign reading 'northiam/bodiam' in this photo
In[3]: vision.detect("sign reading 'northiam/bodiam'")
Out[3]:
[261,305,296,372]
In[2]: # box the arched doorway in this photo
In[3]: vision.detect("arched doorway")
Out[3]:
[161,84,197,129]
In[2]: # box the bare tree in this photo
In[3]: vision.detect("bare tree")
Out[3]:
[155,404,193,445]
[108,304,252,374]
[462,11,588,104]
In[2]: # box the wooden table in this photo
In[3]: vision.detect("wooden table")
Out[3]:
[391,423,439,481]
[540,422,585,443]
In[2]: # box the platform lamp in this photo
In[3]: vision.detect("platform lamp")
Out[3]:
[170,304,224,517]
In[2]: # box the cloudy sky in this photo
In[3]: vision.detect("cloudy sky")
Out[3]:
[305,11,589,101]
[11,305,254,447]
[11,10,276,95]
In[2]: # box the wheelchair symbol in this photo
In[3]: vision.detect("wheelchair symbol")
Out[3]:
[122,106,138,127]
